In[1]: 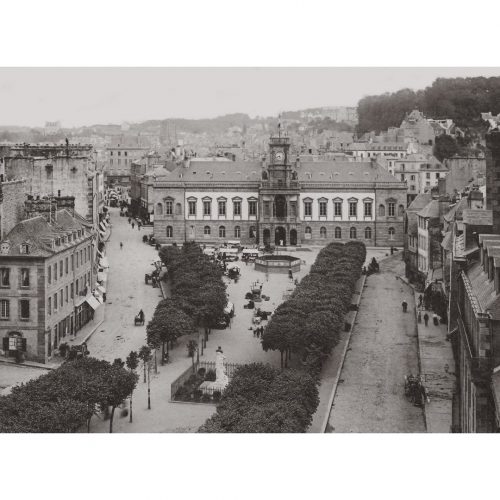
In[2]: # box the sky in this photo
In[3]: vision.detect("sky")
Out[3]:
[1,67,500,128]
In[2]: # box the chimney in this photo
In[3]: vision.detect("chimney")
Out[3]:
[486,129,500,234]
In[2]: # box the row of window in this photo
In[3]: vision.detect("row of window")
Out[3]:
[163,225,396,240]
[303,200,403,218]
[48,272,91,316]
[0,299,30,320]
[47,246,92,285]
[110,158,130,166]
[110,151,128,157]
[157,199,258,217]
[0,268,30,288]
[304,226,395,240]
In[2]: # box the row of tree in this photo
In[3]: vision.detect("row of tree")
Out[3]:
[0,357,138,433]
[198,363,319,433]
[262,241,366,377]
[158,242,227,341]
[357,76,500,137]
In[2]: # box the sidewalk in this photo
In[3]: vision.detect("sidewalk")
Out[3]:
[412,295,456,432]
[308,275,366,433]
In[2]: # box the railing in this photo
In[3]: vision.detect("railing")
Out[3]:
[170,360,241,399]
[261,180,299,189]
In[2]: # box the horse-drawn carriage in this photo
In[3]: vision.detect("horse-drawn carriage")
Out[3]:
[134,314,145,326]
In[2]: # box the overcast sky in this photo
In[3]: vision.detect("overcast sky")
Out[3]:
[1,67,499,128]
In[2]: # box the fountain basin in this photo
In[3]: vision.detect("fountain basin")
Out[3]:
[254,254,301,273]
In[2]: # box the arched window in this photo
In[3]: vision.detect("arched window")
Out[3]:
[378,204,385,217]
[204,226,211,235]
[388,227,395,240]
[398,204,405,216]
[335,227,342,239]
[166,226,173,238]
[365,227,372,239]
[156,203,163,215]
[249,226,256,238]
[320,227,327,238]
[219,226,226,238]
[350,227,357,239]
[234,226,241,238]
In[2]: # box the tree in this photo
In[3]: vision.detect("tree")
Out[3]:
[99,364,138,433]
[434,134,458,162]
[138,346,152,410]
[187,340,198,372]
[126,351,139,423]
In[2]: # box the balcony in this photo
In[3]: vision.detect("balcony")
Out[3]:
[261,180,299,190]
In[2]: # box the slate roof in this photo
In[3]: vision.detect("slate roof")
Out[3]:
[465,261,500,320]
[0,209,88,257]
[408,193,432,212]
[443,197,468,223]
[417,199,443,219]
[158,160,403,185]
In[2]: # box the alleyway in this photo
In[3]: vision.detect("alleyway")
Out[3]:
[327,254,426,432]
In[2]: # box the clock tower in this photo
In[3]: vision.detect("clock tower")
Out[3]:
[259,124,301,247]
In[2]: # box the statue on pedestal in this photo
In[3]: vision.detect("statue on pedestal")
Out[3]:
[214,346,229,389]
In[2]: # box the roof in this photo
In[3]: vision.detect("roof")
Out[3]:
[345,142,406,151]
[462,209,492,226]
[417,199,443,219]
[441,231,453,251]
[408,193,432,212]
[465,261,500,320]
[443,197,468,223]
[0,209,88,257]
[157,159,404,186]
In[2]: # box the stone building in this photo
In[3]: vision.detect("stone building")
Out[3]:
[0,209,101,363]
[152,132,407,247]
[3,143,100,228]
[105,138,149,189]
[0,179,26,240]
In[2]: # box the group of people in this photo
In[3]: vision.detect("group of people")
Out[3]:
[253,325,264,338]
[402,294,441,326]
[127,217,142,231]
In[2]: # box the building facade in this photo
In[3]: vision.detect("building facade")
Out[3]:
[0,210,101,363]
[153,133,407,247]
[105,144,149,189]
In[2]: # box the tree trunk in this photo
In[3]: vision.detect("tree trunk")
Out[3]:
[109,406,116,433]
[280,350,283,369]
[191,355,195,372]
[87,415,92,433]
[143,363,146,383]
[129,392,133,423]
[161,342,165,365]
[285,349,288,368]
[154,349,158,374]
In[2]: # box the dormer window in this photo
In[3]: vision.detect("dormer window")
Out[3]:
[20,243,30,255]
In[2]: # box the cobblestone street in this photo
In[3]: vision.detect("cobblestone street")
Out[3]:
[327,254,426,432]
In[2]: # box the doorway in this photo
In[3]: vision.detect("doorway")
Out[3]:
[275,226,286,246]
[263,228,271,246]
[290,229,297,246]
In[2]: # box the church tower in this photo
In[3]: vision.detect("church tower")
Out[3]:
[258,123,301,247]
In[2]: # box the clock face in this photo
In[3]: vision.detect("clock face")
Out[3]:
[274,151,284,162]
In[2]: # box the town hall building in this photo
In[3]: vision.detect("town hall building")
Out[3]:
[152,131,407,247]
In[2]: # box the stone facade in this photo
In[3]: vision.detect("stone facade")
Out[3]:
[153,134,407,248]
[486,130,500,235]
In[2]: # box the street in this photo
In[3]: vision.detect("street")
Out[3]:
[327,254,426,432]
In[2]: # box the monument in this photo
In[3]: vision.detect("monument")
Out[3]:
[200,346,229,394]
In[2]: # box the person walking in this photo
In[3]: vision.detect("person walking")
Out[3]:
[423,312,429,327]
[131,222,135,229]
[418,294,423,308]
[128,217,131,224]
[433,313,439,326]
[402,300,408,313]
[120,242,123,250]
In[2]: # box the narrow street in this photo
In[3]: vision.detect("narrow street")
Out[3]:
[327,254,426,432]
[85,208,161,361]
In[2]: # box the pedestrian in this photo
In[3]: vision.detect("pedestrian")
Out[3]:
[433,313,439,326]
[402,300,408,313]
[418,294,423,308]
[423,313,429,327]
[120,242,123,250]
[128,217,131,224]
[132,222,135,229]
[138,309,145,323]
[253,327,257,337]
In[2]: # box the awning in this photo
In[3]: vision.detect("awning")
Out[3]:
[86,296,101,310]
[99,230,106,238]
[97,250,104,258]
[97,285,106,294]
[99,257,110,268]
[97,272,107,283]
[99,221,107,231]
